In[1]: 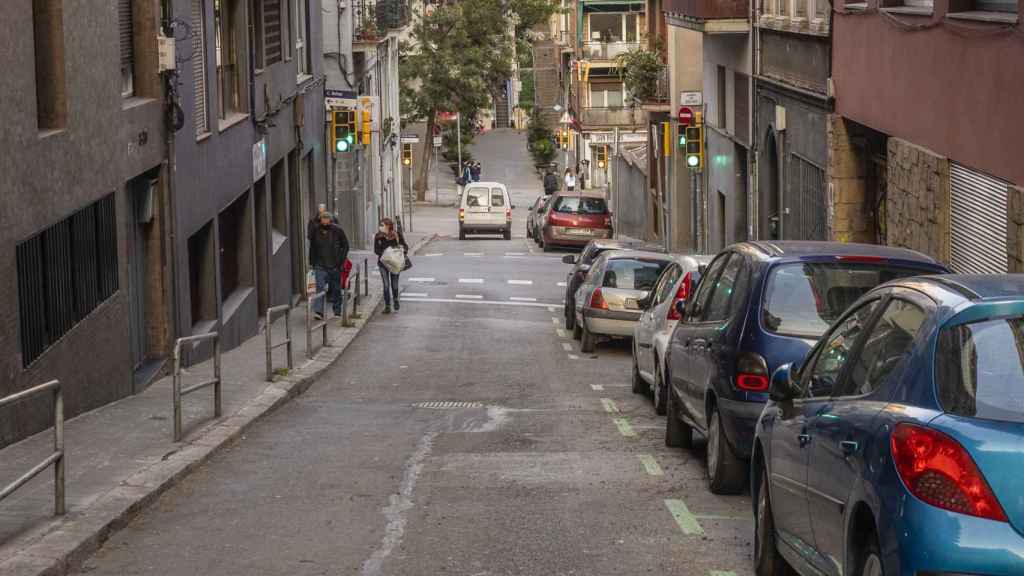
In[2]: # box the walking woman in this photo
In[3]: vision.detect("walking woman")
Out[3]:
[564,168,576,192]
[373,218,409,314]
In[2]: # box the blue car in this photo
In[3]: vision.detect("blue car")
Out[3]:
[665,241,949,494]
[753,274,1024,576]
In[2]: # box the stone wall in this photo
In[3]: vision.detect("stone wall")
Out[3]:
[885,138,949,263]
[828,115,873,244]
[1008,185,1024,272]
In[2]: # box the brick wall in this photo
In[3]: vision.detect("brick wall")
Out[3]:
[1008,185,1024,273]
[885,138,949,263]
[828,115,873,244]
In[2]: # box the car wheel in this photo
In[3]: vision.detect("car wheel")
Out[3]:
[707,407,746,494]
[665,385,692,448]
[754,467,790,576]
[504,228,511,240]
[631,353,647,395]
[580,322,596,353]
[564,302,576,330]
[653,363,667,415]
[459,224,466,241]
[526,226,532,239]
[857,538,884,576]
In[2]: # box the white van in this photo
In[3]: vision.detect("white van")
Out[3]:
[458,182,514,240]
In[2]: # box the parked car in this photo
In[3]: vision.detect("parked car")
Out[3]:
[632,254,713,415]
[459,182,514,240]
[526,194,553,241]
[664,241,950,494]
[538,191,612,252]
[573,250,674,353]
[562,240,664,330]
[753,274,1024,576]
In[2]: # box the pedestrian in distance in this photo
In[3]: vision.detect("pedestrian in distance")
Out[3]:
[577,165,586,191]
[308,211,350,321]
[543,169,559,195]
[564,168,576,192]
[470,162,482,182]
[374,218,409,315]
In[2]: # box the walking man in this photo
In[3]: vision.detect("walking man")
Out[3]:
[308,211,349,320]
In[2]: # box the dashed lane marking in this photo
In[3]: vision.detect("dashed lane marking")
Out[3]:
[638,455,664,476]
[547,306,558,312]
[510,296,537,302]
[463,252,484,257]
[401,292,429,298]
[507,280,533,285]
[568,354,580,360]
[601,398,620,414]
[557,281,567,287]
[398,297,556,308]
[613,417,636,437]
[709,571,738,576]
[459,278,484,284]
[561,342,573,351]
[664,499,704,536]
[555,328,568,338]
[407,277,435,283]
[455,294,484,300]
[504,252,526,256]
[590,384,605,391]
[423,253,443,257]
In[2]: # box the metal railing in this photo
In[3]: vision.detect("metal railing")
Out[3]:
[0,380,64,516]
[581,107,637,127]
[306,291,330,359]
[265,305,294,381]
[172,333,222,442]
[582,41,640,60]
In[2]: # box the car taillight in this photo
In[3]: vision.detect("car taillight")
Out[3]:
[891,423,1007,522]
[590,288,608,310]
[459,208,465,222]
[667,272,693,321]
[735,352,769,391]
[603,215,611,227]
[506,209,512,220]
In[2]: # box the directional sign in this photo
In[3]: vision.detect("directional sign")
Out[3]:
[678,106,694,127]
[433,136,442,148]
[400,133,421,144]
[680,91,703,106]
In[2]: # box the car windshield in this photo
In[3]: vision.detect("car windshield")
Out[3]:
[762,262,926,338]
[602,258,669,291]
[937,317,1024,424]
[554,196,607,214]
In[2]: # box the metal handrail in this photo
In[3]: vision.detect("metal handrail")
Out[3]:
[172,332,221,442]
[306,291,329,358]
[0,380,64,515]
[265,304,294,381]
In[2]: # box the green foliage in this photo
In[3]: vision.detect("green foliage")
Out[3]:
[509,0,560,37]
[616,46,664,105]
[519,70,535,112]
[526,108,556,166]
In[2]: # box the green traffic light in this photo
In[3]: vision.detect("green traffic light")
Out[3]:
[678,135,686,147]
[687,155,700,168]
[336,139,351,152]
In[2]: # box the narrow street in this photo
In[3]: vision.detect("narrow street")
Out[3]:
[71,131,753,576]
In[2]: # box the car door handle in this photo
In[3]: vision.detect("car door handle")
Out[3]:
[798,433,811,447]
[840,440,859,456]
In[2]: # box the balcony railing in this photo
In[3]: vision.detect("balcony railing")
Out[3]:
[664,0,747,19]
[582,42,641,61]
[353,0,411,42]
[581,107,637,127]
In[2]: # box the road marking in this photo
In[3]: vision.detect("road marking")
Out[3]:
[590,384,605,391]
[551,317,560,324]
[423,253,443,257]
[638,455,664,476]
[407,277,435,283]
[568,354,580,360]
[557,281,567,287]
[601,398,619,414]
[510,296,537,302]
[507,279,533,285]
[459,278,484,284]
[709,572,737,576]
[556,328,568,338]
[548,306,558,312]
[613,417,636,437]
[402,292,429,298]
[664,499,704,536]
[455,294,484,300]
[397,297,558,308]
[561,342,573,351]
[504,252,526,256]
[694,514,746,521]
[463,252,483,257]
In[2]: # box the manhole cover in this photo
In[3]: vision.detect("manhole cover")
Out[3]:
[413,401,485,409]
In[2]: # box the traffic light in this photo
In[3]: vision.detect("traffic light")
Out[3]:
[685,125,703,170]
[662,122,671,158]
[596,145,608,169]
[331,109,355,153]
[559,129,569,150]
[402,143,412,166]
[360,109,372,145]
[677,124,687,148]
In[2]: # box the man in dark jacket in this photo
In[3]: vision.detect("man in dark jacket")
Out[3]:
[308,211,349,320]
[543,169,558,195]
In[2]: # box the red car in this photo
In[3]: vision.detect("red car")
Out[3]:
[539,191,613,252]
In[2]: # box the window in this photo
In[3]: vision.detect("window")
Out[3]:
[814,0,829,19]
[465,188,488,208]
[589,13,624,42]
[250,0,264,70]
[704,252,744,322]
[119,0,134,96]
[779,0,789,16]
[32,0,67,131]
[215,0,247,120]
[803,300,879,398]
[553,196,608,214]
[17,195,119,366]
[590,85,624,108]
[840,299,926,396]
[625,14,638,42]
[293,0,309,77]
[716,66,727,128]
[654,265,682,304]
[795,0,808,17]
[218,192,254,301]
[602,259,670,292]
[489,190,506,207]
[937,317,1024,424]
[192,0,210,135]
[688,254,730,320]
[188,222,217,326]
[264,0,283,65]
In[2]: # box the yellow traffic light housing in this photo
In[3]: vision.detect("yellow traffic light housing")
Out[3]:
[685,125,703,170]
[360,109,372,145]
[596,145,608,169]
[401,142,412,166]
[332,109,355,154]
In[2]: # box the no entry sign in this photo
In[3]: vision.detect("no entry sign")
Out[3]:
[677,106,694,127]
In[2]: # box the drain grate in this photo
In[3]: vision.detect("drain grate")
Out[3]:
[414,401,485,409]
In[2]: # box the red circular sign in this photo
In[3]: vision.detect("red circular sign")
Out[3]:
[678,106,694,126]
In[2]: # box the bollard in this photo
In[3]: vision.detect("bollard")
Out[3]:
[305,291,329,358]
[363,258,369,296]
[265,304,293,381]
[0,380,65,516]
[171,333,221,441]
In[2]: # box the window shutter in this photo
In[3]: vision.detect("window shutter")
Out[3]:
[119,0,134,74]
[734,72,749,146]
[192,0,209,134]
[264,0,283,65]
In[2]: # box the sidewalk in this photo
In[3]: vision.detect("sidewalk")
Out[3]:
[0,237,434,576]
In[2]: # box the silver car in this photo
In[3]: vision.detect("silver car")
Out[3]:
[573,250,675,353]
[631,254,712,415]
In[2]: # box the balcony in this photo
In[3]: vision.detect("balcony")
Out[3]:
[581,107,639,127]
[582,41,641,61]
[641,68,671,110]
[353,0,411,42]
[664,0,749,32]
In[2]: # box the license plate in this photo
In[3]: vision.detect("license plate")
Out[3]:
[624,298,640,310]
[566,228,591,235]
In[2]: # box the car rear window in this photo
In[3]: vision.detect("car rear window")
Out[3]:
[762,262,926,338]
[937,318,1024,424]
[602,259,669,291]
[465,189,487,207]
[490,190,505,207]
[554,196,608,214]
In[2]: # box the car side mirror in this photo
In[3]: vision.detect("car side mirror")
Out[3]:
[579,264,591,273]
[769,364,799,402]
[562,255,577,265]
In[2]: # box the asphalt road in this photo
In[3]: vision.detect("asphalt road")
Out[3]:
[73,130,754,576]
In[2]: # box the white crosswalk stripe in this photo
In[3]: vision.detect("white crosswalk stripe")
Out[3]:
[510,297,536,302]
[463,252,483,257]
[455,294,484,300]
[407,277,435,283]
[507,280,533,285]
[459,278,484,284]
[557,282,567,287]
[402,292,429,298]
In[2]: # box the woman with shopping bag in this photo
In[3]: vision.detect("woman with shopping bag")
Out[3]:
[373,218,409,314]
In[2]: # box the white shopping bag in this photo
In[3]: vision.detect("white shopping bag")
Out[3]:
[381,246,405,274]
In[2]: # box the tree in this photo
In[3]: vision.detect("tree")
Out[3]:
[616,46,664,106]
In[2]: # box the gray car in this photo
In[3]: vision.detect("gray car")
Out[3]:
[573,250,675,353]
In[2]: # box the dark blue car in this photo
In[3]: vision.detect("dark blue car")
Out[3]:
[753,274,1024,576]
[664,242,949,494]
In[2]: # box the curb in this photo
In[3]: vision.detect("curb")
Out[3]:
[0,234,438,576]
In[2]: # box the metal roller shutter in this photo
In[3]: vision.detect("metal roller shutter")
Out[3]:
[192,0,209,135]
[119,0,133,74]
[950,162,1008,274]
[264,0,283,65]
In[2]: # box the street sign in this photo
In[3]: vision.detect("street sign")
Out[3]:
[252,139,266,181]
[325,89,359,109]
[553,104,563,112]
[680,91,703,106]
[433,136,442,148]
[559,111,571,124]
[326,89,357,99]
[400,133,420,144]
[677,106,694,127]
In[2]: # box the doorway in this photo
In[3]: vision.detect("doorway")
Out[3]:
[763,131,781,240]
